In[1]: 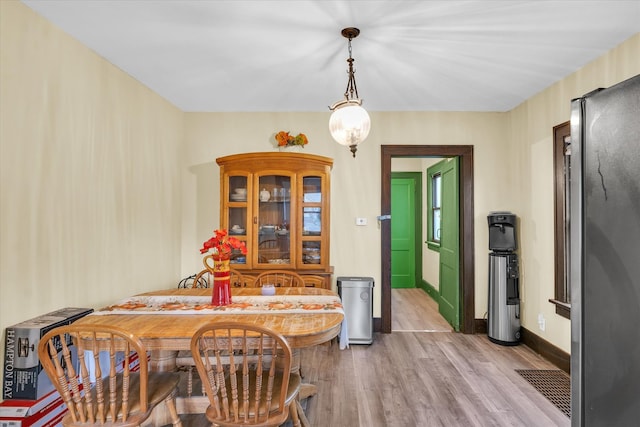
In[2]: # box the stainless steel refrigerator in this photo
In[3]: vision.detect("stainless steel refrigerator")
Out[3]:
[570,74,640,426]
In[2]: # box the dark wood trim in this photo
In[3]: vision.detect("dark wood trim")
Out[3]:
[520,327,570,373]
[553,122,571,319]
[549,298,571,319]
[381,145,475,334]
[474,318,487,335]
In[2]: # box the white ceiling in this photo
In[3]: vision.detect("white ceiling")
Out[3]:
[22,0,640,113]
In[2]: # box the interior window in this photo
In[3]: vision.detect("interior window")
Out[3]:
[427,165,442,250]
[551,121,571,318]
[432,174,442,243]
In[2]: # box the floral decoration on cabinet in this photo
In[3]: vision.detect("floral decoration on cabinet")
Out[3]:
[275,131,309,148]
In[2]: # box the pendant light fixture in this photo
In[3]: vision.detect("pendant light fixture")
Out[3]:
[329,27,371,158]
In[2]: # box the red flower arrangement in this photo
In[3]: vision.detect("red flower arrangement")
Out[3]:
[200,229,247,257]
[275,131,309,147]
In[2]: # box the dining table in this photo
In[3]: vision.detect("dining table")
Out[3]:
[74,286,345,426]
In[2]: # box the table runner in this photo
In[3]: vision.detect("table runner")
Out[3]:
[93,295,344,315]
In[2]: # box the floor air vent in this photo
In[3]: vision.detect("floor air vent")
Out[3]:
[516,369,571,418]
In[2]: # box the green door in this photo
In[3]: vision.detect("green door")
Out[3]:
[427,159,460,330]
[391,173,421,288]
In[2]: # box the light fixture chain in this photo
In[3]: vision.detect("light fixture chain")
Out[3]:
[345,36,359,100]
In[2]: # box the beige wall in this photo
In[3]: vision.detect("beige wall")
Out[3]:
[182,111,508,324]
[0,1,184,377]
[2,0,638,383]
[508,33,639,352]
[180,36,640,355]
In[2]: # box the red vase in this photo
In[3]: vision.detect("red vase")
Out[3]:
[206,255,232,306]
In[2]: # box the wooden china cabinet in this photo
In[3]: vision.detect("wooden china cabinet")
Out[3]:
[216,152,333,288]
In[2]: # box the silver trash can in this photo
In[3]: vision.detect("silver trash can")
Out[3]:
[337,277,374,345]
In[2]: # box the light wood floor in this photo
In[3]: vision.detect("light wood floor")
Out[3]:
[177,288,570,427]
[392,288,453,332]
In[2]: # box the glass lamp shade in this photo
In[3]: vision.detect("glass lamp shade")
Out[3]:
[329,102,371,148]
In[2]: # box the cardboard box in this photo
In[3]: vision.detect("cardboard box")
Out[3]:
[2,307,93,401]
[0,390,60,418]
[1,347,142,418]
[0,395,67,426]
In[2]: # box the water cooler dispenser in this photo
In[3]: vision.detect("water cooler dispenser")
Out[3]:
[487,212,521,345]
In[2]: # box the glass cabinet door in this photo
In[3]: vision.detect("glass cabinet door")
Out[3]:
[256,174,292,266]
[227,175,248,266]
[217,152,332,278]
[301,176,323,266]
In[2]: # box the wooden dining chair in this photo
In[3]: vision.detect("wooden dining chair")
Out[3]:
[253,270,309,379]
[38,324,182,427]
[190,321,302,427]
[192,267,246,288]
[177,273,208,288]
[176,267,249,397]
[253,270,305,288]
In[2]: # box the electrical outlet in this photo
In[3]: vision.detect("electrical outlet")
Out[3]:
[355,217,367,226]
[538,313,546,331]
